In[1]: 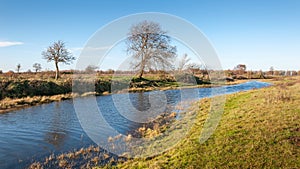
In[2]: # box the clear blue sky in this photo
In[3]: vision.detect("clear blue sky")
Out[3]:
[0,0,299,72]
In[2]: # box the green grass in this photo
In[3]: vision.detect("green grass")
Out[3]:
[98,77,300,168]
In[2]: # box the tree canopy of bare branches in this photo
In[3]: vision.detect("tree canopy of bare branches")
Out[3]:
[126,20,177,78]
[32,63,42,73]
[177,53,191,72]
[42,40,74,79]
[85,65,99,73]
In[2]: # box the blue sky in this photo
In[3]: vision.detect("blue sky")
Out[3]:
[0,0,299,72]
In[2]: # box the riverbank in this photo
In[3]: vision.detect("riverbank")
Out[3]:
[0,93,75,114]
[26,77,300,168]
[96,76,299,168]
[0,77,250,114]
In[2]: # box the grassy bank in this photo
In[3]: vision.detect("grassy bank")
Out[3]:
[97,77,300,168]
[0,78,73,113]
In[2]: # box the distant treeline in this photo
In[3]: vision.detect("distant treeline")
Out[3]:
[225,69,300,80]
[1,68,299,77]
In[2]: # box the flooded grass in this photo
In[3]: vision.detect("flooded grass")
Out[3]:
[28,145,127,169]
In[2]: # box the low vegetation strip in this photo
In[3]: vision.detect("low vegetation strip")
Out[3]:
[98,77,300,168]
[0,79,72,100]
[0,94,76,114]
[0,74,215,113]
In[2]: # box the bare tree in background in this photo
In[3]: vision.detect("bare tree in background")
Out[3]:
[177,53,191,72]
[33,63,42,73]
[187,63,201,75]
[85,65,99,73]
[42,41,75,80]
[126,20,177,79]
[234,64,246,75]
[269,66,274,76]
[16,64,21,73]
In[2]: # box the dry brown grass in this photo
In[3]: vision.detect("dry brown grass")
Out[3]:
[0,93,77,114]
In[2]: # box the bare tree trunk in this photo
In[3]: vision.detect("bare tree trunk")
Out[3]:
[138,68,144,79]
[138,61,145,79]
[55,62,59,80]
[138,54,146,79]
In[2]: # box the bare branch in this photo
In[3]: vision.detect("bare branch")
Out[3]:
[42,40,75,79]
[126,20,177,78]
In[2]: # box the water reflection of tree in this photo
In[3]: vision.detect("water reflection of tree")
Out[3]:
[44,103,68,150]
[135,92,150,111]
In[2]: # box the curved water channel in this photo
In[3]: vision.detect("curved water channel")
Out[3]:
[0,81,270,168]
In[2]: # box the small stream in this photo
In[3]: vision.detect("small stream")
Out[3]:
[0,81,270,169]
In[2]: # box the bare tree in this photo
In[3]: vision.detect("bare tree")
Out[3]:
[85,65,99,73]
[269,66,274,76]
[42,41,74,80]
[187,63,201,75]
[16,64,21,73]
[234,64,246,75]
[177,53,191,72]
[126,20,177,79]
[33,63,42,73]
